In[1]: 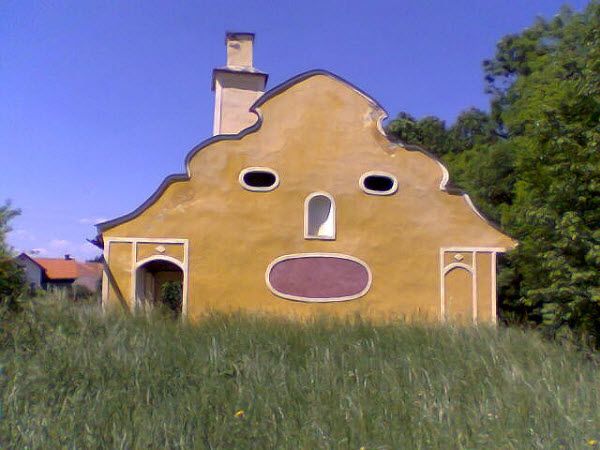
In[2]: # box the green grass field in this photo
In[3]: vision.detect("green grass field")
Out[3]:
[1,297,599,449]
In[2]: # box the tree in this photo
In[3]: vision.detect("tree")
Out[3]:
[386,2,600,341]
[495,4,600,338]
[0,201,25,309]
[86,255,103,263]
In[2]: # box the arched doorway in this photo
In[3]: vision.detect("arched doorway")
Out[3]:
[135,257,184,315]
[443,264,474,324]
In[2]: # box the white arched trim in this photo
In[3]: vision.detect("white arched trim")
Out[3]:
[135,254,185,270]
[304,191,336,240]
[442,262,473,275]
[134,254,187,315]
[238,166,280,192]
[359,171,398,196]
[439,247,505,325]
[102,237,189,318]
[440,259,476,324]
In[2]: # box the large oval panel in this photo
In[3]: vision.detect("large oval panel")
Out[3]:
[266,253,372,302]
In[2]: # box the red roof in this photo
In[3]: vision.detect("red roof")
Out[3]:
[30,257,101,280]
[76,261,102,277]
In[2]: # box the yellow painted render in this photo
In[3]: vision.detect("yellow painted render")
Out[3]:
[137,243,184,264]
[101,73,516,322]
[106,242,133,310]
[444,267,473,324]
[444,251,473,267]
[476,253,493,322]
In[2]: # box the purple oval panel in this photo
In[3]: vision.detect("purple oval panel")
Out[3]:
[267,255,370,301]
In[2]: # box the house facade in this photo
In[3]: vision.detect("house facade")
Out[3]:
[97,33,515,322]
[16,253,102,293]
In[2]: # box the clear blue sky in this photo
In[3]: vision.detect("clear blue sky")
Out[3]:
[1,0,589,260]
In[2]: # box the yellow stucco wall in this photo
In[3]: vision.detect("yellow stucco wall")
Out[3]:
[476,252,494,322]
[444,267,473,323]
[137,243,184,264]
[101,73,515,322]
[106,242,133,310]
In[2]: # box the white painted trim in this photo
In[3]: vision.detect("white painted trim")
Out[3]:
[101,241,110,312]
[463,194,491,224]
[213,77,222,136]
[441,246,506,253]
[439,248,445,321]
[238,166,280,192]
[182,242,190,319]
[265,252,372,303]
[130,241,137,309]
[135,254,185,270]
[134,255,186,315]
[103,237,189,316]
[374,108,389,138]
[441,248,477,324]
[440,247,505,324]
[442,262,473,275]
[104,237,188,244]
[358,171,398,196]
[436,161,450,191]
[433,157,510,237]
[491,251,498,325]
[304,191,336,240]
[472,252,478,323]
[440,261,474,323]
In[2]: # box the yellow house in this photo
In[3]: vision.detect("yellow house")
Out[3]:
[96,32,516,323]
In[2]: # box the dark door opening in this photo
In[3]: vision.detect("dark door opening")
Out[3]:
[136,259,183,315]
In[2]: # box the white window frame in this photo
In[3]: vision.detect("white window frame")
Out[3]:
[238,167,280,192]
[304,191,336,240]
[359,171,398,196]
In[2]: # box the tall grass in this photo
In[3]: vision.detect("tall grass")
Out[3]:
[1,297,599,449]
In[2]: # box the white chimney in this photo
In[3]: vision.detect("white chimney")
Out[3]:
[212,32,268,135]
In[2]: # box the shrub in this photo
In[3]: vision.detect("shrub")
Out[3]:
[0,201,25,310]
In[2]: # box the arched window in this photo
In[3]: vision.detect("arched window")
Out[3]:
[304,192,335,240]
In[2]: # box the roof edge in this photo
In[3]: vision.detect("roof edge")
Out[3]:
[16,252,44,269]
[251,69,387,113]
[97,70,386,233]
[402,143,516,246]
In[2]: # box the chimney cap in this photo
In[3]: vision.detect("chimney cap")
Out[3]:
[225,31,255,43]
[211,67,268,91]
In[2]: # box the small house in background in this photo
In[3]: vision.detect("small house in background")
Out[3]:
[16,253,102,294]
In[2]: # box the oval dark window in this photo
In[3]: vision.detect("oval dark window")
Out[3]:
[239,167,279,191]
[360,172,397,195]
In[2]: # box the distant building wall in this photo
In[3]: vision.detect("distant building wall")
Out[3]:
[16,254,43,290]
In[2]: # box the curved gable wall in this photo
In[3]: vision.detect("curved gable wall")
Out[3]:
[100,71,515,321]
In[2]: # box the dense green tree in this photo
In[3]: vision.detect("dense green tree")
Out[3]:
[447,108,499,152]
[386,2,600,340]
[0,201,25,309]
[498,4,600,337]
